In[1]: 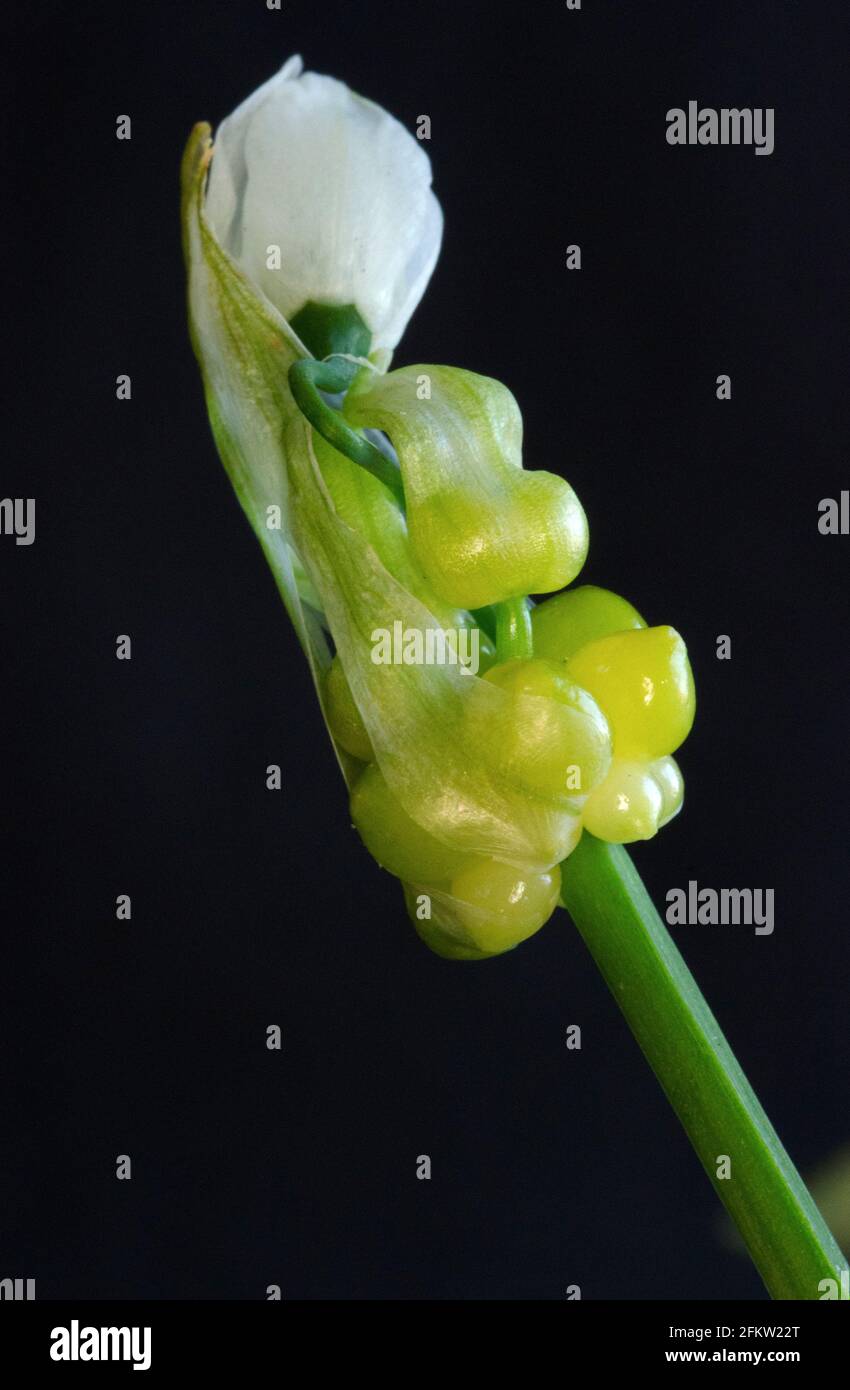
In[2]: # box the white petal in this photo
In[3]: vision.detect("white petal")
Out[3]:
[206,56,442,351]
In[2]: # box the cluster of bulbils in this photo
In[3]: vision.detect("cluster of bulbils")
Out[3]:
[184,56,695,961]
[322,369,696,961]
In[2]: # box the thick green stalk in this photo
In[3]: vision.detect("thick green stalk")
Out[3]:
[495,596,533,662]
[560,833,846,1299]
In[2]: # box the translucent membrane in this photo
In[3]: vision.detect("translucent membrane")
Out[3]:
[286,416,583,872]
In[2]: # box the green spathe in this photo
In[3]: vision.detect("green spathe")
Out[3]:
[181,124,348,763]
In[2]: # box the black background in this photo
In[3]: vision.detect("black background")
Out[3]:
[2,0,848,1300]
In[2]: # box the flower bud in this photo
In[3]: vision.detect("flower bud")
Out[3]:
[205,56,442,351]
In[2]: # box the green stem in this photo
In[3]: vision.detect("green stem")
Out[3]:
[560,833,846,1300]
[289,356,405,507]
[495,597,533,662]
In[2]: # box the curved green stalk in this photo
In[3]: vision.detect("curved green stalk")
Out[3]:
[289,356,405,506]
[560,833,846,1300]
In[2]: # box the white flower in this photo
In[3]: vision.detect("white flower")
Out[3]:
[205,54,443,353]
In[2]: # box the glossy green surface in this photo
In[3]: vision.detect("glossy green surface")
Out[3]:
[567,625,695,760]
[481,657,611,800]
[531,584,646,663]
[324,655,373,762]
[350,763,468,885]
[448,857,561,953]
